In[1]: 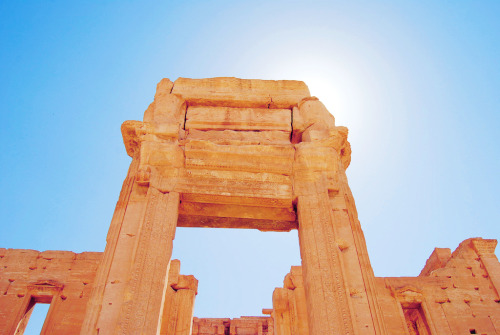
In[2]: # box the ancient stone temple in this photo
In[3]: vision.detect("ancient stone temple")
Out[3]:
[1,77,499,334]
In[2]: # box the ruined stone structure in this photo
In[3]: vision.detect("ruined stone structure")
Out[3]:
[1,77,499,334]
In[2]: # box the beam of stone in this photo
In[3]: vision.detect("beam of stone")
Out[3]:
[172,77,310,109]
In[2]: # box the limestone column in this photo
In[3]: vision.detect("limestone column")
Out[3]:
[160,259,198,335]
[273,288,293,335]
[81,78,186,334]
[173,280,198,335]
[80,157,141,334]
[160,260,181,335]
[335,158,388,335]
[297,180,355,335]
[272,266,309,335]
[293,97,387,334]
[81,172,180,334]
[117,188,179,334]
[284,266,309,335]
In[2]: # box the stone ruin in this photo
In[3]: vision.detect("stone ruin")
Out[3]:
[1,77,499,334]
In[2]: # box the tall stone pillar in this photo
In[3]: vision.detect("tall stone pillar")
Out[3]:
[160,259,198,335]
[80,157,142,334]
[296,182,355,334]
[335,156,388,335]
[117,189,179,334]
[81,78,185,334]
[293,97,387,334]
[272,266,309,335]
[80,175,179,334]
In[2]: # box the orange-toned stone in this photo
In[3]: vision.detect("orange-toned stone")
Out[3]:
[171,77,310,108]
[1,77,498,335]
[192,316,271,335]
[0,249,101,334]
[273,266,309,335]
[160,260,198,335]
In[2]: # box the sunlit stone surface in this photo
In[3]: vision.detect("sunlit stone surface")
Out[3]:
[1,77,499,334]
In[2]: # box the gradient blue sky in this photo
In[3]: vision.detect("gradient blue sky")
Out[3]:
[1,0,499,325]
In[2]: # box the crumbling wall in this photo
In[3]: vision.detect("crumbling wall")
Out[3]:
[379,238,500,334]
[268,238,500,335]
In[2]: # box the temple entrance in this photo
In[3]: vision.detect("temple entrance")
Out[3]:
[171,227,301,318]
[80,77,381,334]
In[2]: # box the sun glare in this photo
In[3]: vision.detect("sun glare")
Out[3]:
[265,53,369,131]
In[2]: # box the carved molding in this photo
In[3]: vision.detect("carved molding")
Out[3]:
[471,238,497,256]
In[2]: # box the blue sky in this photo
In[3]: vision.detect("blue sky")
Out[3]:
[1,0,499,324]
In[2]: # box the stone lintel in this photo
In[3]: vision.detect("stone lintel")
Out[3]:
[177,214,297,232]
[172,77,310,109]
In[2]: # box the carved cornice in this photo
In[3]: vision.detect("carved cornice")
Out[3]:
[471,238,498,256]
[27,279,64,293]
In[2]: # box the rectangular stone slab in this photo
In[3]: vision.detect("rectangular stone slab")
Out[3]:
[186,129,291,145]
[172,77,310,108]
[185,106,292,132]
[177,214,297,232]
[184,140,295,175]
[179,201,296,221]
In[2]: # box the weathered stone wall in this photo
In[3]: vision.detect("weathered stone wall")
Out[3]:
[192,316,271,335]
[0,250,199,335]
[269,238,500,335]
[379,238,500,334]
[0,249,101,335]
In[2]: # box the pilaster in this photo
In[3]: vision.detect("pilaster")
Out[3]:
[80,158,140,334]
[297,181,355,334]
[117,189,179,334]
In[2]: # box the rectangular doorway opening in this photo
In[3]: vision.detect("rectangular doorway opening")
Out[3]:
[402,303,431,335]
[15,297,52,335]
[172,227,301,318]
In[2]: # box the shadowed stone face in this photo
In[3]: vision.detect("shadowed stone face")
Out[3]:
[0,77,498,335]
